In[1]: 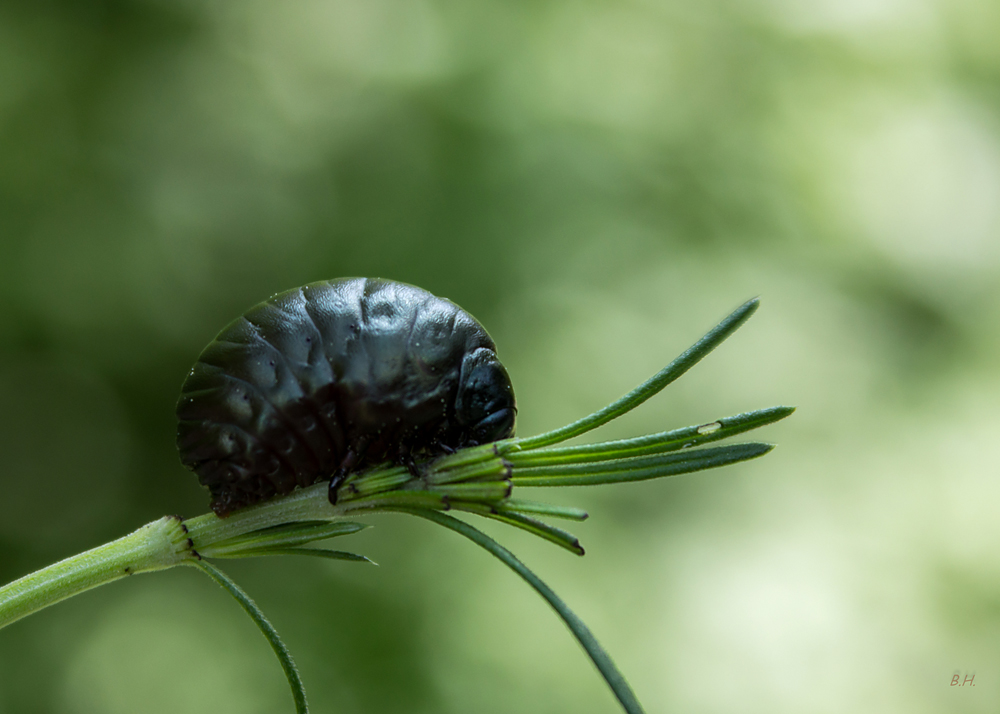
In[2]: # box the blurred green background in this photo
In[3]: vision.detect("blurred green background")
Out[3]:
[1,0,998,712]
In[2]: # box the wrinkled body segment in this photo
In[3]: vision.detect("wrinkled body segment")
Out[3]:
[177,278,516,516]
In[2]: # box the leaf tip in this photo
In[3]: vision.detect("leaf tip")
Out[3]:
[724,296,761,330]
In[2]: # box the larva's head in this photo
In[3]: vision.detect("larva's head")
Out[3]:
[454,348,516,446]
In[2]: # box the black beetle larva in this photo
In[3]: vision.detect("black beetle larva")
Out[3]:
[177,278,516,516]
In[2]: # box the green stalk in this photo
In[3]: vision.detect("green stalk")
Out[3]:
[0,296,791,714]
[0,516,194,630]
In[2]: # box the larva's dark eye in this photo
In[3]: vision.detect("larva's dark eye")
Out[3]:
[176,278,516,517]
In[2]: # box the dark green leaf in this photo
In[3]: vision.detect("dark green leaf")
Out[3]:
[453,503,584,555]
[191,560,308,714]
[398,509,645,714]
[221,547,375,564]
[496,499,589,521]
[201,521,368,558]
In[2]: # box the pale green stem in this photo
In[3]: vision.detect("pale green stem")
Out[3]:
[0,478,445,632]
[183,481,342,549]
[0,480,434,633]
[0,295,786,714]
[0,516,194,631]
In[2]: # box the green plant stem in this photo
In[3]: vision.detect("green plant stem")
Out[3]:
[0,482,407,635]
[401,508,645,714]
[0,432,783,634]
[0,423,785,634]
[183,481,344,548]
[191,559,308,714]
[0,295,794,714]
[0,516,194,631]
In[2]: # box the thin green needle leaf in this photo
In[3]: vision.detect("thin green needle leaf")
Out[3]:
[341,490,448,511]
[508,406,794,466]
[428,481,512,501]
[400,509,645,714]
[515,442,770,477]
[342,467,413,497]
[423,456,511,485]
[496,499,589,521]
[201,521,368,558]
[217,547,375,564]
[453,503,585,555]
[427,442,503,471]
[490,511,584,556]
[511,442,774,486]
[190,560,308,714]
[513,298,760,450]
